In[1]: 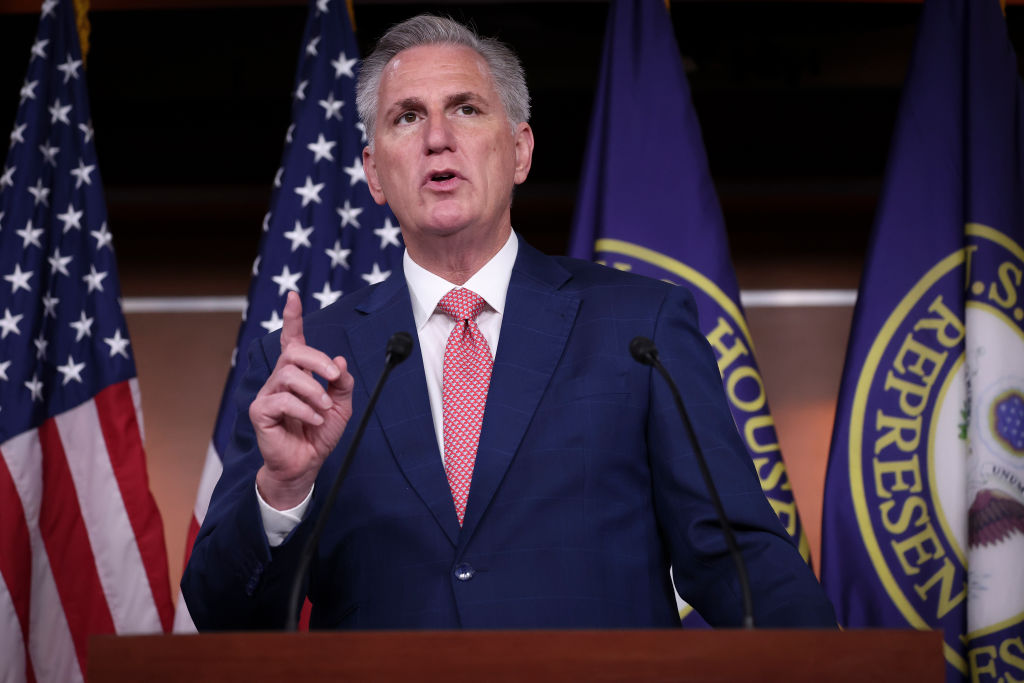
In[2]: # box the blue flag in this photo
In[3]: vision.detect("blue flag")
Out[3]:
[174,0,403,630]
[568,0,811,624]
[821,0,1024,679]
[0,0,173,677]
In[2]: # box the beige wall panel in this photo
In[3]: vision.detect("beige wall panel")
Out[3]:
[128,311,241,598]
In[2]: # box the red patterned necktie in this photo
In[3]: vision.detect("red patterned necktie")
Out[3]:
[438,287,493,526]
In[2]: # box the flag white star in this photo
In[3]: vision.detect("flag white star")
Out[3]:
[0,165,14,188]
[312,282,342,309]
[262,212,271,233]
[79,120,94,143]
[17,220,43,248]
[56,54,82,83]
[41,0,57,17]
[307,133,336,163]
[83,264,108,293]
[49,98,72,125]
[0,360,10,381]
[343,157,366,186]
[361,263,391,285]
[57,204,83,232]
[0,211,4,231]
[104,329,131,358]
[39,141,59,166]
[19,79,37,102]
[374,218,402,249]
[271,265,302,295]
[91,222,113,251]
[260,309,284,333]
[294,176,325,206]
[336,200,363,228]
[294,80,308,101]
[42,292,59,317]
[33,333,47,360]
[355,122,368,144]
[283,221,314,251]
[286,123,296,144]
[252,255,261,276]
[0,308,23,339]
[30,38,48,61]
[306,36,320,57]
[9,123,26,148]
[28,179,50,206]
[48,247,73,276]
[325,240,351,268]
[70,159,95,188]
[316,0,329,13]
[69,310,94,341]
[318,92,344,121]
[331,52,357,79]
[4,264,33,293]
[56,354,86,385]
[25,374,43,401]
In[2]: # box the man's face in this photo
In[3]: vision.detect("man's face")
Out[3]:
[363,44,533,250]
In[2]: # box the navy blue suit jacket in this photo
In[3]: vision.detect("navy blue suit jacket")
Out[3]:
[182,238,836,630]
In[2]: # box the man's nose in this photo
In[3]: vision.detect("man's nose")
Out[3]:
[424,114,455,154]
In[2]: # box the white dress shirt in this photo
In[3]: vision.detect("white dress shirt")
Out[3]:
[258,231,519,546]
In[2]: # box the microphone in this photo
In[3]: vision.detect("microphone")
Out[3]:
[285,332,414,631]
[630,336,755,629]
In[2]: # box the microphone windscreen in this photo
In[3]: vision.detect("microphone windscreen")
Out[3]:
[386,332,414,364]
[629,336,658,366]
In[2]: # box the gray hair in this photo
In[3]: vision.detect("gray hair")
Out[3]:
[355,15,531,148]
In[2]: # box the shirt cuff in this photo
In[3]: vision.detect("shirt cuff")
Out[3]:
[256,482,313,548]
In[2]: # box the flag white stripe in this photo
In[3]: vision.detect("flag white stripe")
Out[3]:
[1,429,82,683]
[193,442,224,523]
[0,572,28,683]
[55,399,162,634]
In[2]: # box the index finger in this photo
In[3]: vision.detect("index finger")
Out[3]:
[280,291,305,351]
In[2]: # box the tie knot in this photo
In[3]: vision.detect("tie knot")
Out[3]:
[438,288,487,322]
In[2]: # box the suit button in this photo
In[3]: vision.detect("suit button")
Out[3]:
[454,563,475,581]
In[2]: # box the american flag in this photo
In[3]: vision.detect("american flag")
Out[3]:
[0,1,174,680]
[173,0,403,630]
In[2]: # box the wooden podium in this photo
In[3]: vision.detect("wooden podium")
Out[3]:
[89,629,943,682]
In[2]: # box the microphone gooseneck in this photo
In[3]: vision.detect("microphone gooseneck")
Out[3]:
[630,335,755,629]
[285,332,413,631]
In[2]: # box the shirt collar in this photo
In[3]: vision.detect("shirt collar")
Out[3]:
[404,230,519,332]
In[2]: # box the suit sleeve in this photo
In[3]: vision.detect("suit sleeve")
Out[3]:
[180,335,315,631]
[647,285,837,627]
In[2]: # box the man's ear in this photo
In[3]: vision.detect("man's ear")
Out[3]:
[363,146,387,205]
[512,122,534,185]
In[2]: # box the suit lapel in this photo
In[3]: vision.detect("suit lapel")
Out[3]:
[458,240,580,548]
[347,273,461,546]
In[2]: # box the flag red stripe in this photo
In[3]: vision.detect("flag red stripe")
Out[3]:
[183,515,200,573]
[0,448,37,683]
[37,419,116,673]
[93,382,174,631]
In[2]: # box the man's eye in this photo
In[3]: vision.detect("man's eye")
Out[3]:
[397,112,417,124]
[457,105,477,115]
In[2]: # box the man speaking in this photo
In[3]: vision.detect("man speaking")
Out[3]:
[182,14,836,630]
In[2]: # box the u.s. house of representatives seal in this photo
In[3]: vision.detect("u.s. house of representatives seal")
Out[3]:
[848,223,1024,678]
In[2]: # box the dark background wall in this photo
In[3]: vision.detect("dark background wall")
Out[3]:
[6,0,995,293]
[2,0,1021,593]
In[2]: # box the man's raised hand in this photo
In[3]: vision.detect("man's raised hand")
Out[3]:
[252,291,354,510]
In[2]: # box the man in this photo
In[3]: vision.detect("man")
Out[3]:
[182,14,836,630]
